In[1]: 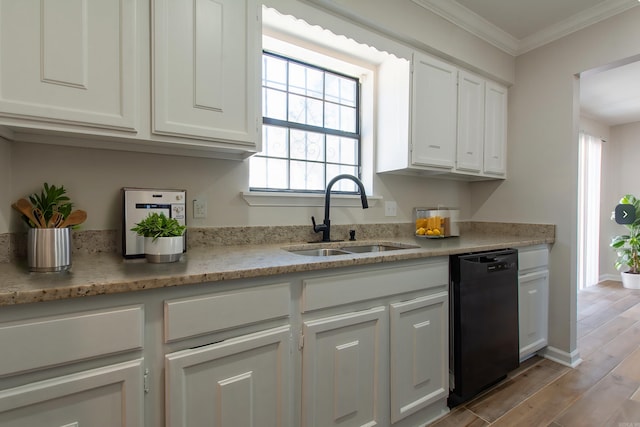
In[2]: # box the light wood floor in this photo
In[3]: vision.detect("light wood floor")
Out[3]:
[429,280,640,426]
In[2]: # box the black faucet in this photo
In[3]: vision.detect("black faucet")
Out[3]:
[312,174,368,242]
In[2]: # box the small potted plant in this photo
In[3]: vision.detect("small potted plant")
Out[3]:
[611,194,640,289]
[11,183,86,272]
[131,213,186,263]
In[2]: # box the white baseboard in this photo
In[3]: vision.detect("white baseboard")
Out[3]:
[540,346,582,368]
[599,274,621,282]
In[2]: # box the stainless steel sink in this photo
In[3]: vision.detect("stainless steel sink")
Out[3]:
[340,244,406,253]
[285,243,417,256]
[287,248,352,257]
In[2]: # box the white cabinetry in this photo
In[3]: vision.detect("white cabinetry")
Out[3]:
[518,245,549,359]
[377,52,508,180]
[302,306,386,427]
[456,71,485,173]
[152,0,261,148]
[164,283,292,427]
[389,292,448,423]
[411,52,458,169]
[300,258,450,426]
[0,305,145,426]
[0,0,261,159]
[483,81,508,176]
[0,0,137,131]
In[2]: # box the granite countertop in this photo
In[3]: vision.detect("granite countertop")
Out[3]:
[0,226,554,306]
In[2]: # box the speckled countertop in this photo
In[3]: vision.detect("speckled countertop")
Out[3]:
[0,222,554,306]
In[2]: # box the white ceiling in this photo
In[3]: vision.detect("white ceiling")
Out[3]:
[412,0,640,126]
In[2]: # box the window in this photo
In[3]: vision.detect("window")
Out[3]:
[250,52,362,193]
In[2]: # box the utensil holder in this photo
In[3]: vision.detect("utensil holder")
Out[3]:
[27,228,71,272]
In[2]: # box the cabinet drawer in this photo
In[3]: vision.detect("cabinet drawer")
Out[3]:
[0,305,144,377]
[164,283,290,342]
[518,246,549,272]
[302,259,448,312]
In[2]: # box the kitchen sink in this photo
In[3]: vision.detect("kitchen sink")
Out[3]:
[285,243,417,257]
[340,244,406,253]
[287,248,352,257]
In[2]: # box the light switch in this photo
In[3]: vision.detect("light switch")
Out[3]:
[193,199,207,219]
[385,201,397,217]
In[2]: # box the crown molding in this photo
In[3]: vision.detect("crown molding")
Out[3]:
[412,0,639,56]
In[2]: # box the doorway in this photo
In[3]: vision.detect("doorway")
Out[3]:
[577,132,602,289]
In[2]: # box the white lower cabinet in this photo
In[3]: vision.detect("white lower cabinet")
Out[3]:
[390,292,448,423]
[300,258,450,426]
[0,359,144,427]
[302,306,386,427]
[165,326,291,427]
[518,246,550,359]
[0,304,145,426]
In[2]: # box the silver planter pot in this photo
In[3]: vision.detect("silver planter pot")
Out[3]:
[27,228,72,272]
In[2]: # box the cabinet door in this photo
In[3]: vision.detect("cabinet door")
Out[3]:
[153,0,261,147]
[410,52,457,169]
[302,306,385,427]
[0,0,137,130]
[484,81,508,176]
[390,292,448,423]
[456,71,485,173]
[0,359,143,427]
[165,326,291,427]
[519,270,549,359]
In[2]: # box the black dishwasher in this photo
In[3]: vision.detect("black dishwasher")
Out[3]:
[448,249,519,407]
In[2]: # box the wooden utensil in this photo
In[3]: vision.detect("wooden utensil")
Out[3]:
[57,210,87,228]
[48,211,64,228]
[12,198,44,228]
[33,208,46,228]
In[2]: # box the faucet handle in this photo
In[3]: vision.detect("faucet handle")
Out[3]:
[312,216,327,233]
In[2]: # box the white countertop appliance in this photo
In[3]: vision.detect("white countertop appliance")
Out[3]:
[122,188,186,258]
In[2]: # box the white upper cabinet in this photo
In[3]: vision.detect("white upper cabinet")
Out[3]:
[410,52,457,169]
[484,81,508,176]
[152,0,261,149]
[377,51,508,180]
[0,0,137,131]
[456,71,485,173]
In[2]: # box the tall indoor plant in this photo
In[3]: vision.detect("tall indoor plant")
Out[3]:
[611,194,640,289]
[131,213,186,263]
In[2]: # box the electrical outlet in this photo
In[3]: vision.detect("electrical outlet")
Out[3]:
[193,199,207,219]
[385,201,397,217]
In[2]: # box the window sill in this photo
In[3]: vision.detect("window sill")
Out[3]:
[241,191,381,207]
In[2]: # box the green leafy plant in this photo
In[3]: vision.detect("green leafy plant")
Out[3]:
[29,183,73,226]
[611,194,640,274]
[131,213,186,241]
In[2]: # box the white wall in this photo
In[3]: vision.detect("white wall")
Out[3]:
[0,138,11,233]
[7,141,470,232]
[601,121,640,280]
[470,8,640,361]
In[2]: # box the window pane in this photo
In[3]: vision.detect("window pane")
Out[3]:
[263,88,287,120]
[263,55,287,91]
[288,93,323,127]
[324,104,356,133]
[325,74,356,107]
[326,165,359,191]
[291,160,324,191]
[250,157,288,189]
[290,130,324,162]
[262,125,288,158]
[289,62,324,99]
[326,136,357,165]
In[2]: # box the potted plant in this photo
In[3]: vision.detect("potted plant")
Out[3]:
[131,212,186,263]
[611,194,640,289]
[11,183,87,272]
